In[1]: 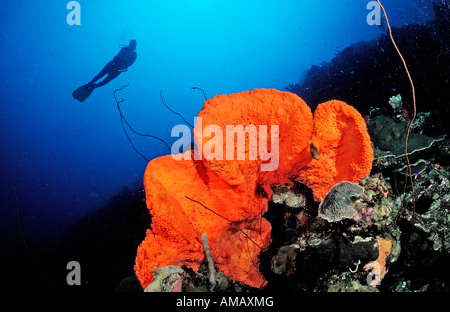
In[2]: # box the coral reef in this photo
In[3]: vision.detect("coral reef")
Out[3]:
[192,90,373,202]
[364,100,450,257]
[135,88,373,290]
[398,160,450,252]
[134,152,272,289]
[388,94,402,113]
[317,271,379,292]
[144,266,185,292]
[143,263,251,292]
[261,172,401,291]
[133,3,450,293]
[271,185,307,209]
[350,173,398,231]
[368,115,446,159]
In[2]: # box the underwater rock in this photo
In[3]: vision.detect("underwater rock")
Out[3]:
[318,181,364,222]
[349,173,398,231]
[143,262,256,292]
[384,226,450,292]
[389,94,403,113]
[144,265,185,292]
[390,280,430,292]
[399,161,450,252]
[265,171,403,291]
[271,245,298,276]
[316,271,379,292]
[113,276,143,292]
[418,193,450,252]
[174,264,255,292]
[310,235,379,271]
[271,185,306,210]
[409,111,432,134]
[368,115,446,158]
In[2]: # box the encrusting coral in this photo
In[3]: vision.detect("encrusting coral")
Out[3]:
[135,88,373,290]
[318,181,365,222]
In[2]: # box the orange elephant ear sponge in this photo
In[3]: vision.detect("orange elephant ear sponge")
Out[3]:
[193,88,314,193]
[134,89,373,290]
[134,152,271,289]
[297,100,374,201]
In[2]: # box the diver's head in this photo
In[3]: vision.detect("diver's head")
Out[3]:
[129,39,137,49]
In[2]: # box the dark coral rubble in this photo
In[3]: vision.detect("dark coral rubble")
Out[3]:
[260,174,401,292]
[261,138,449,292]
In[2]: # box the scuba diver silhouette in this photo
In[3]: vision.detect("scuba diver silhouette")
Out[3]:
[72,39,137,102]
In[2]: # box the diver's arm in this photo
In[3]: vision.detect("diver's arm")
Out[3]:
[128,52,137,67]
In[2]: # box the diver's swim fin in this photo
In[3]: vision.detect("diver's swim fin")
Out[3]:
[72,84,94,102]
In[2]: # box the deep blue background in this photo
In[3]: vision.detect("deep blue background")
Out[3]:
[0,0,435,252]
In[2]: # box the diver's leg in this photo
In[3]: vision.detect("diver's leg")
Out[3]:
[93,71,121,88]
[89,61,114,86]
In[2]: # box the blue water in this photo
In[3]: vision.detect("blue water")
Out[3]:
[0,0,436,251]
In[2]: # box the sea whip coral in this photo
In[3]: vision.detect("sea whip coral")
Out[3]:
[135,89,373,289]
